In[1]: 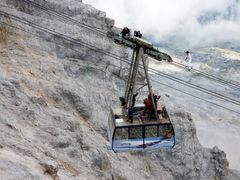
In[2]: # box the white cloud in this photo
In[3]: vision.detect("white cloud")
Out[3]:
[84,0,240,48]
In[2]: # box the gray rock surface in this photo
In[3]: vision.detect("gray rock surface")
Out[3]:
[0,0,239,179]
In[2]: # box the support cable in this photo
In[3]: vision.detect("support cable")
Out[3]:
[1,10,240,108]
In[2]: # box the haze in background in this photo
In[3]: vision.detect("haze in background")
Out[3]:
[84,0,240,48]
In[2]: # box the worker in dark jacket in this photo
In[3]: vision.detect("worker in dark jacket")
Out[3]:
[132,92,139,107]
[121,27,130,38]
[128,106,134,123]
[134,30,142,38]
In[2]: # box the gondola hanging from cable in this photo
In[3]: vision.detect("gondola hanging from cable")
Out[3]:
[108,34,175,152]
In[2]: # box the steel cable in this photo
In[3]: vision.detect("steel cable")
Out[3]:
[1,10,240,109]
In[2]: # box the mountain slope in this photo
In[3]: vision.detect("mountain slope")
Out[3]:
[0,0,239,179]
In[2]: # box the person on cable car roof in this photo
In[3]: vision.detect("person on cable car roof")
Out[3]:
[127,93,139,123]
[143,95,152,117]
[153,94,160,107]
[143,93,161,120]
[134,30,142,38]
[121,27,130,38]
[132,92,139,107]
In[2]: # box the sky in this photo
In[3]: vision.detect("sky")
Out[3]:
[84,0,240,48]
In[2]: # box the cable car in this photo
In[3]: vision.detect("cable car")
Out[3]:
[108,104,175,152]
[108,37,175,152]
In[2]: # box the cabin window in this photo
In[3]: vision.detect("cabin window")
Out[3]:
[114,128,128,140]
[130,127,143,139]
[159,124,173,136]
[145,126,158,138]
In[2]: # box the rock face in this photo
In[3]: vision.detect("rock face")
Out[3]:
[0,0,239,179]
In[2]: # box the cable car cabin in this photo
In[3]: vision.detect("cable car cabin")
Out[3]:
[109,32,175,152]
[108,102,175,153]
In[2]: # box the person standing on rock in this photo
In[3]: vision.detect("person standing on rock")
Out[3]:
[184,51,192,71]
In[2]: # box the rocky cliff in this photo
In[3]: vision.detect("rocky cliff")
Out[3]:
[0,0,239,179]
